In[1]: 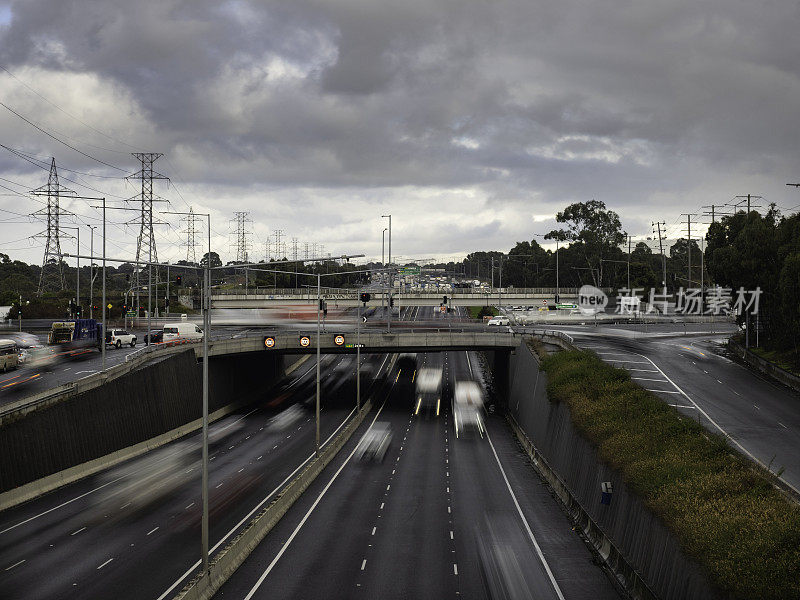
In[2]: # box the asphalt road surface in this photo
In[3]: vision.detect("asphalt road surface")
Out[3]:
[215,348,621,600]
[564,326,800,494]
[0,350,396,600]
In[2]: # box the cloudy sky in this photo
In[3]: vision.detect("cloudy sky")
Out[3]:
[0,0,799,266]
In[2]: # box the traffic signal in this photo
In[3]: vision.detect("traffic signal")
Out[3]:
[389,296,394,307]
[176,275,182,286]
[442,296,448,304]
[554,293,560,304]
[359,292,371,303]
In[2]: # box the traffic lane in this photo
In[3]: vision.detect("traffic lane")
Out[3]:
[213,357,407,600]
[0,344,139,407]
[0,355,378,599]
[579,336,800,492]
[444,349,616,600]
[355,399,455,599]
[450,414,620,600]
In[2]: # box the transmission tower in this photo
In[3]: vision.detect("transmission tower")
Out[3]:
[127,153,168,316]
[31,158,75,295]
[291,238,299,262]
[273,230,285,259]
[181,207,202,263]
[303,242,310,260]
[232,212,252,263]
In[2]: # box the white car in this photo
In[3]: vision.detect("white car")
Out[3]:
[487,316,510,326]
[107,329,137,348]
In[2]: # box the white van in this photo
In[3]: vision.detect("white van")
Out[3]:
[0,339,19,372]
[162,322,204,341]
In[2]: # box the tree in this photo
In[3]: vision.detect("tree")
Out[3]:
[545,200,626,287]
[200,252,223,268]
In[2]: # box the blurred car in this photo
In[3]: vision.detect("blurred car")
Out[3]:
[144,330,164,344]
[267,404,304,432]
[355,422,392,462]
[453,380,485,439]
[476,513,542,600]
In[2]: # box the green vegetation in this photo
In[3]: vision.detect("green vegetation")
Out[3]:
[540,349,800,599]
[707,207,800,360]
[750,347,800,377]
[468,305,498,319]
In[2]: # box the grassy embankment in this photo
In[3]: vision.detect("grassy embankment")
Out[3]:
[539,348,800,600]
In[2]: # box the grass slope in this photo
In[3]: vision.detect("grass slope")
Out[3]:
[540,349,800,599]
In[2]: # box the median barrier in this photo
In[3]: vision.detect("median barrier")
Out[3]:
[173,400,374,600]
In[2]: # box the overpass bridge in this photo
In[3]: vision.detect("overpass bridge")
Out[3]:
[207,329,520,356]
[209,287,588,308]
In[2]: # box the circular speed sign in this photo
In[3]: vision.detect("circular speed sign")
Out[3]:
[264,336,275,348]
[334,335,345,346]
[299,336,311,347]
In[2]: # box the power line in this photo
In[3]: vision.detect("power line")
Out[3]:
[0,101,126,172]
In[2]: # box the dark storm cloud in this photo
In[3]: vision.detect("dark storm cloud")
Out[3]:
[1,0,799,262]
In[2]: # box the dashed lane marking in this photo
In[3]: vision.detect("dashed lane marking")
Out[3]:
[97,558,114,570]
[5,559,25,571]
[70,527,87,536]
[147,527,159,536]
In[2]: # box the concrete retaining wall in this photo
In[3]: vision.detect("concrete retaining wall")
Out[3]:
[506,341,722,600]
[0,350,288,495]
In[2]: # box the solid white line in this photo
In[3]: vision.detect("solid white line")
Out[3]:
[242,399,390,600]
[5,559,25,571]
[486,430,566,600]
[97,558,113,570]
[155,406,357,600]
[631,377,669,383]
[0,476,126,535]
[70,526,87,536]
[629,350,800,497]
[611,360,651,364]
[627,368,659,373]
[668,404,697,409]
[646,389,682,394]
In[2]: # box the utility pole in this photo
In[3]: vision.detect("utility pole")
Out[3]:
[382,215,392,332]
[652,221,667,291]
[31,158,74,295]
[127,153,168,337]
[627,235,632,290]
[731,194,763,215]
[681,214,696,287]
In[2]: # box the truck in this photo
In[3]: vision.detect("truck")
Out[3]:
[453,380,485,438]
[48,319,103,356]
[414,367,443,416]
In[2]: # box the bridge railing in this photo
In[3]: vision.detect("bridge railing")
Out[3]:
[210,287,591,298]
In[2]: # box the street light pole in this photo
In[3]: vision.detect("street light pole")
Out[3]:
[202,212,210,575]
[316,272,321,456]
[382,215,392,332]
[89,226,96,319]
[382,228,387,316]
[101,198,106,371]
[357,295,361,412]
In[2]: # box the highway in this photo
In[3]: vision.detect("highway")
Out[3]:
[0,347,393,599]
[562,326,800,494]
[215,336,620,599]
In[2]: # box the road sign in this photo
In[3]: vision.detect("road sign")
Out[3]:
[556,303,577,309]
[264,336,275,349]
[334,334,345,346]
[541,299,547,305]
[107,303,113,309]
[299,336,311,347]
[398,266,420,276]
